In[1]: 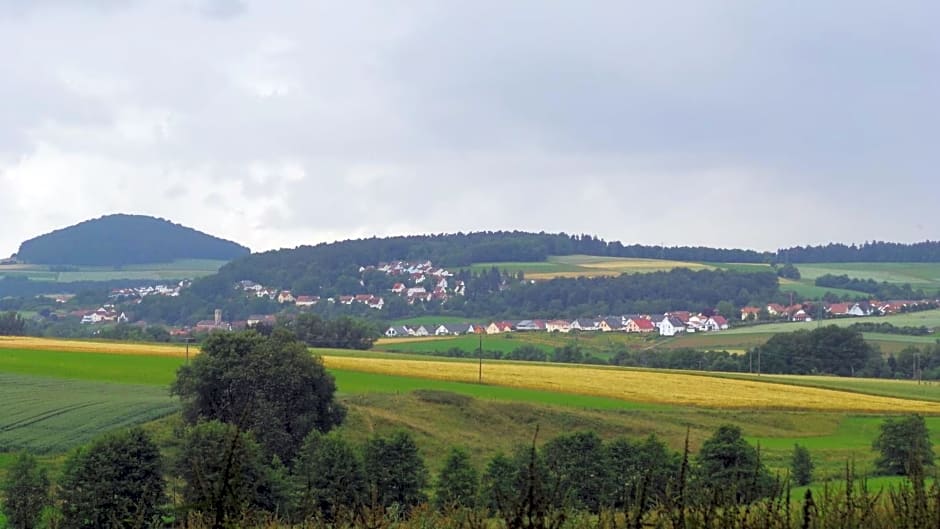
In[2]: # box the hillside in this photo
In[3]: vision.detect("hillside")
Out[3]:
[15,214,250,266]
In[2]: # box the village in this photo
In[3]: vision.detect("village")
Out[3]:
[383,299,938,339]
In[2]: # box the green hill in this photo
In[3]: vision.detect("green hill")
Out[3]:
[15,214,250,266]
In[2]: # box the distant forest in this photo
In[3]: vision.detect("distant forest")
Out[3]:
[15,214,250,265]
[779,241,940,263]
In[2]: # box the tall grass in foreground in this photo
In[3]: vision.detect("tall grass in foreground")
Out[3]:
[168,477,940,529]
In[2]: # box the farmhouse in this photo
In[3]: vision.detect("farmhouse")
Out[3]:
[599,317,624,332]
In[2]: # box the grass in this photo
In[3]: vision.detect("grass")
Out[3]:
[0,259,227,282]
[0,348,185,385]
[721,310,940,335]
[0,373,179,454]
[778,277,870,299]
[795,262,940,287]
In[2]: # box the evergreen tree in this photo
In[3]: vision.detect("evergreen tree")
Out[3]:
[791,444,813,486]
[291,431,366,521]
[434,447,479,510]
[362,431,429,510]
[695,425,775,503]
[542,431,609,512]
[1,453,49,529]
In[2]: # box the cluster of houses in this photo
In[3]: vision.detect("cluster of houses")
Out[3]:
[236,280,386,310]
[234,260,467,311]
[76,304,128,325]
[739,300,935,322]
[385,312,730,339]
[364,260,466,304]
[108,280,192,301]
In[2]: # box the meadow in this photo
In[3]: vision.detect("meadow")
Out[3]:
[0,258,227,282]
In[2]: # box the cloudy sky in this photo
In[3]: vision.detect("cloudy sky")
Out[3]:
[1,0,937,256]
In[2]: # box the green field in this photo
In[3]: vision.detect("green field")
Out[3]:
[0,373,178,454]
[722,310,940,335]
[0,258,227,282]
[377,331,650,360]
[795,262,940,287]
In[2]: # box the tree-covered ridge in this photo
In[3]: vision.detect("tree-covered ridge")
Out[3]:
[15,214,250,265]
[779,241,940,263]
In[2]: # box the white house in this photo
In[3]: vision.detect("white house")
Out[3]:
[659,317,686,337]
[384,326,412,338]
[545,320,571,333]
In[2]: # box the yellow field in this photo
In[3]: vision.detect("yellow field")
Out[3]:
[321,356,940,413]
[0,336,193,357]
[527,256,714,280]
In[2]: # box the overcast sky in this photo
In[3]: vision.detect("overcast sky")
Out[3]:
[1,0,937,256]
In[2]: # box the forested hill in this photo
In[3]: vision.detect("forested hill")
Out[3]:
[206,232,766,289]
[15,214,250,266]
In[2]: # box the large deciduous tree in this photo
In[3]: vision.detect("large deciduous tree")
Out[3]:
[172,329,345,463]
[873,414,935,476]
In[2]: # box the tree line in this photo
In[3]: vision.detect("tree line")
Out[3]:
[814,273,928,299]
[778,240,940,263]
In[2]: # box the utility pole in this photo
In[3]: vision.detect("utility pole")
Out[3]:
[478,332,483,384]
[185,337,191,364]
[757,347,761,376]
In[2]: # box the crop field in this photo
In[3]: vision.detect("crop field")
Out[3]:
[714,372,940,402]
[0,258,227,282]
[0,373,178,454]
[321,356,940,413]
[467,255,714,280]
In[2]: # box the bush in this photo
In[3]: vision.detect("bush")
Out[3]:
[434,448,479,510]
[791,444,813,486]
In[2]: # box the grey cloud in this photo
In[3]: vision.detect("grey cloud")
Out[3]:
[0,0,937,256]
